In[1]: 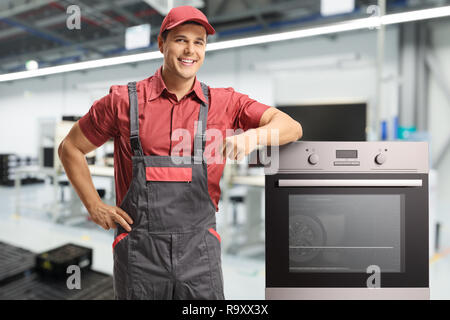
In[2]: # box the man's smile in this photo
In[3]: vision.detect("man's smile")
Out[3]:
[178,57,197,66]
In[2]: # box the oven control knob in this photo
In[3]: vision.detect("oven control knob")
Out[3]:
[308,154,319,165]
[375,153,386,165]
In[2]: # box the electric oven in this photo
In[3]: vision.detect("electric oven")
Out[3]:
[265,141,429,299]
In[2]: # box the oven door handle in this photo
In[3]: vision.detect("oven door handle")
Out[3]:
[278,179,423,187]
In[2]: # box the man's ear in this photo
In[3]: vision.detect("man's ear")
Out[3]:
[157,35,164,54]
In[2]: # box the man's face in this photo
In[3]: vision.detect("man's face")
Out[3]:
[158,23,207,82]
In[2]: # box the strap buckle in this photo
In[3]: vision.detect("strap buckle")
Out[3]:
[130,136,142,153]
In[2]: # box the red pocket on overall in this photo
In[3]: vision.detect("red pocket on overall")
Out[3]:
[146,167,192,182]
[112,233,129,249]
[208,228,221,243]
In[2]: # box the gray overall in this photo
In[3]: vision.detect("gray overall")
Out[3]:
[112,82,224,300]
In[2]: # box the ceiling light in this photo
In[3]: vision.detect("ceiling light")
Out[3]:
[125,24,151,50]
[320,0,355,17]
[381,5,450,24]
[25,60,39,71]
[143,0,204,15]
[0,51,162,82]
[206,17,380,52]
[0,5,449,83]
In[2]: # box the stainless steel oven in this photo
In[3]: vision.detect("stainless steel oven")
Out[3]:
[265,141,429,300]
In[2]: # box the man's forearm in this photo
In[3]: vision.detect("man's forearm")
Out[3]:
[58,141,101,211]
[250,112,302,146]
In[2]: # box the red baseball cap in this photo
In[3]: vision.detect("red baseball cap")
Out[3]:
[159,6,215,36]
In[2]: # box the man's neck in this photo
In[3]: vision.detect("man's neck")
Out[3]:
[161,67,195,101]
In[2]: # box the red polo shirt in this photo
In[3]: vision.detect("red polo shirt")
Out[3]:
[79,67,271,211]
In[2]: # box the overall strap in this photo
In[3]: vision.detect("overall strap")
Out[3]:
[127,82,144,156]
[193,82,209,164]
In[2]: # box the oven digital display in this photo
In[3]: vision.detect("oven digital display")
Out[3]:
[336,150,358,158]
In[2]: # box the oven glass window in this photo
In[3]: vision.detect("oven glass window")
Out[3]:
[289,194,403,273]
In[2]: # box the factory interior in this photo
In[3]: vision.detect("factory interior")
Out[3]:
[1,0,450,301]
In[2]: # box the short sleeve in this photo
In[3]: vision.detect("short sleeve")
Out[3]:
[231,91,271,132]
[79,86,120,147]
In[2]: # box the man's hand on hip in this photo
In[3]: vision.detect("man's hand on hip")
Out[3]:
[87,202,133,232]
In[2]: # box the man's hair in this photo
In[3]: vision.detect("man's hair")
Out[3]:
[160,21,207,41]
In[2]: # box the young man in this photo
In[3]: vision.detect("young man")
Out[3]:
[58,6,302,300]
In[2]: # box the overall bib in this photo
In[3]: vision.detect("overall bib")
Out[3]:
[112,82,224,300]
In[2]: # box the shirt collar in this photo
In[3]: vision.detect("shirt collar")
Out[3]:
[148,67,207,104]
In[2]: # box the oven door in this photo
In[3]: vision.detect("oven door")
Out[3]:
[265,173,428,288]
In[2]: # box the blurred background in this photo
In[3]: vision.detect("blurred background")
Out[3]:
[0,0,449,300]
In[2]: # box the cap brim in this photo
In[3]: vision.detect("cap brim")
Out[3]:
[166,18,215,35]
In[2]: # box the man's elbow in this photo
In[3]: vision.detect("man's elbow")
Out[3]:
[58,139,80,165]
[294,121,303,141]
[58,140,66,160]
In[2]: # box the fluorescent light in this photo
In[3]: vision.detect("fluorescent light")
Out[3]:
[206,17,380,51]
[381,5,450,25]
[207,5,450,51]
[1,5,449,83]
[0,51,162,82]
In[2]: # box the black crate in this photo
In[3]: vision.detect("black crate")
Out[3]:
[0,270,114,300]
[0,154,18,168]
[36,244,93,279]
[0,242,36,285]
[0,178,44,187]
[22,177,45,185]
[0,179,15,187]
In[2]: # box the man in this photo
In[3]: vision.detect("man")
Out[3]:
[58,6,302,300]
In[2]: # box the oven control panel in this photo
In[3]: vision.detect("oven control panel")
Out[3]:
[270,141,428,173]
[374,153,386,165]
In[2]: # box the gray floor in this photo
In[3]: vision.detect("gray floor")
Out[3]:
[0,181,265,300]
[1,181,449,300]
